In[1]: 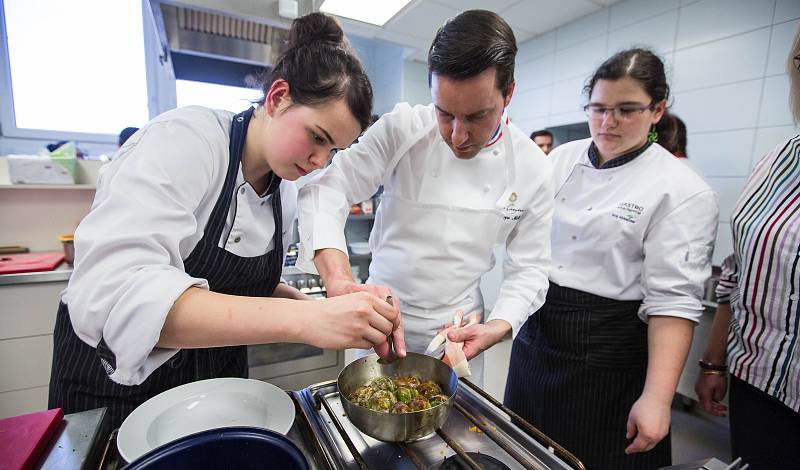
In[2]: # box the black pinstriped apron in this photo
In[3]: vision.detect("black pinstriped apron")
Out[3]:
[48,107,284,430]
[504,282,670,470]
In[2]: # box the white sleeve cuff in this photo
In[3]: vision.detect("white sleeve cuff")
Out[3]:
[487,297,532,338]
[103,267,208,386]
[638,301,704,324]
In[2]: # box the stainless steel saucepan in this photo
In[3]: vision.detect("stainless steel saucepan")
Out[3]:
[337,352,458,442]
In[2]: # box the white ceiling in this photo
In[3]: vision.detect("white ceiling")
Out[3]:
[330,0,623,61]
[181,0,622,62]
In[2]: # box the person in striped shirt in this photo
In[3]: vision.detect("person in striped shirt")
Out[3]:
[695,27,800,469]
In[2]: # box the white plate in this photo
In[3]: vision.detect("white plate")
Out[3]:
[117,378,295,463]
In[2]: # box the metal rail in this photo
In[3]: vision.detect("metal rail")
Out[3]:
[314,391,370,470]
[454,400,546,470]
[459,378,586,470]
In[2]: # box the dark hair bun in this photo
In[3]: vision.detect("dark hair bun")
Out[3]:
[288,12,344,49]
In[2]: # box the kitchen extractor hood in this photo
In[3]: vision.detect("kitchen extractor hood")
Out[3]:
[148,1,316,67]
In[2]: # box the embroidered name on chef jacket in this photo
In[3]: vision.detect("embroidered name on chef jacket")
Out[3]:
[612,202,645,224]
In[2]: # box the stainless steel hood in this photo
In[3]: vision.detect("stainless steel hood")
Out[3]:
[149,1,299,67]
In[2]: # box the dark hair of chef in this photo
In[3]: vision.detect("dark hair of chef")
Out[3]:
[426,9,517,96]
[584,48,670,104]
[261,12,373,131]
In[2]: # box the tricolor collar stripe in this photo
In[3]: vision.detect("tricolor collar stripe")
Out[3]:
[485,113,509,148]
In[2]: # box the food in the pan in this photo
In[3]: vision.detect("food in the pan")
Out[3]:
[347,375,448,413]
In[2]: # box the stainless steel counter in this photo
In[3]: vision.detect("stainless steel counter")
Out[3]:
[0,262,72,286]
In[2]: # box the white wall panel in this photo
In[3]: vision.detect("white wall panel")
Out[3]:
[555,8,609,50]
[0,336,53,392]
[0,386,48,420]
[672,80,762,133]
[752,125,800,167]
[706,177,747,222]
[550,77,585,114]
[766,20,800,77]
[548,111,587,127]
[687,129,756,178]
[673,28,770,92]
[713,222,733,265]
[775,0,800,22]
[609,0,679,30]
[513,117,550,137]
[676,0,775,50]
[759,75,794,127]
[402,60,430,107]
[510,87,552,120]
[607,10,678,56]
[518,31,556,61]
[515,54,554,91]
[553,37,607,81]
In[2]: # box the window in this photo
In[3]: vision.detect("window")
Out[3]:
[175,80,262,113]
[2,0,148,137]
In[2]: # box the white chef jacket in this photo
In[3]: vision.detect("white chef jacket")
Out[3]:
[296,102,553,337]
[62,106,297,385]
[549,138,719,323]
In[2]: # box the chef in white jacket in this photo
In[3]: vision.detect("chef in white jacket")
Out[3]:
[296,10,553,383]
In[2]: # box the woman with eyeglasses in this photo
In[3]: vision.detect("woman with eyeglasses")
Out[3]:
[504,48,719,469]
[694,31,800,469]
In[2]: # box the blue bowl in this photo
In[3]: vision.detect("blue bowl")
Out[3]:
[122,427,309,470]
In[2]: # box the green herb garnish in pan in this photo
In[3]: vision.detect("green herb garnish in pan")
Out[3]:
[347,375,447,413]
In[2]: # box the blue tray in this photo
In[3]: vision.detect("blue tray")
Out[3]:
[122,426,309,470]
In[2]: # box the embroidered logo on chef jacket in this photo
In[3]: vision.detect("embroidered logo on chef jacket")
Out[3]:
[503,204,526,221]
[611,201,644,224]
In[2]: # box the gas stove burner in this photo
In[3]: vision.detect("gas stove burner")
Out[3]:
[436,452,511,470]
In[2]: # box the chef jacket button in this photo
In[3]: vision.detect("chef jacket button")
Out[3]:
[560,197,566,202]
[492,149,500,156]
[557,265,563,270]
[791,294,799,301]
[233,236,241,243]
[587,206,592,211]
[240,187,246,195]
[260,200,266,206]
[483,185,491,193]
[571,235,577,240]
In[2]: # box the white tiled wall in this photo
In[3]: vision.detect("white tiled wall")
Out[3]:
[402,60,431,107]
[507,0,800,265]
[349,36,405,116]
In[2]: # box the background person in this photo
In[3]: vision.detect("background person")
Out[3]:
[530,129,554,154]
[654,112,687,158]
[504,48,719,469]
[118,126,139,147]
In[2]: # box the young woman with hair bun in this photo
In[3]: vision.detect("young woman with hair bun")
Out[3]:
[48,12,400,430]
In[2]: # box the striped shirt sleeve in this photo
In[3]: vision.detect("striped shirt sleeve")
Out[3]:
[715,254,738,304]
